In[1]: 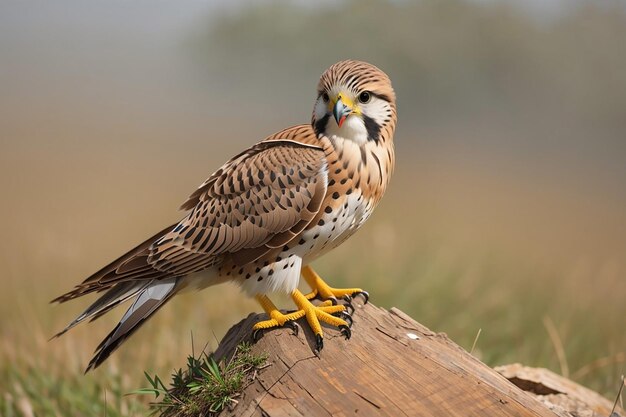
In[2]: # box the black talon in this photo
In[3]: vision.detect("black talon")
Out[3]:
[342,294,353,303]
[284,321,300,336]
[315,334,324,353]
[344,302,355,315]
[252,328,264,342]
[352,291,370,304]
[328,296,339,305]
[340,312,353,327]
[339,325,352,340]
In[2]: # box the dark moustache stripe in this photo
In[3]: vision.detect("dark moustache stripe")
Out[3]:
[314,114,330,137]
[362,114,381,143]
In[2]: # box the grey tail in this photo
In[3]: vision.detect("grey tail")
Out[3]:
[51,281,152,339]
[85,277,179,372]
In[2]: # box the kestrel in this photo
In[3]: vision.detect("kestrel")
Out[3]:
[53,60,397,371]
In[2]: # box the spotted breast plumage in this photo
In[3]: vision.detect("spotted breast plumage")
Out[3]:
[52,60,397,371]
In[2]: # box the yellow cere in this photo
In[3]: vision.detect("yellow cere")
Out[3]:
[329,92,362,115]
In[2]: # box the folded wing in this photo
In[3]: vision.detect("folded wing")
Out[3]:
[52,137,329,370]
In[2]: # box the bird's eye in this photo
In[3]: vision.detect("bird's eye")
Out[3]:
[322,92,330,103]
[358,91,371,104]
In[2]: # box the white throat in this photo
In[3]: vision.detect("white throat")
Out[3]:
[324,115,369,145]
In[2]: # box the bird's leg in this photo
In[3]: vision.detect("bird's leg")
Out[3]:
[253,294,305,334]
[302,265,369,305]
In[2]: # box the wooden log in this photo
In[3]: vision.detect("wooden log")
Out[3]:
[496,364,624,417]
[213,298,562,417]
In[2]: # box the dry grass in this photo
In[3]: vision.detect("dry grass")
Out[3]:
[1,153,624,415]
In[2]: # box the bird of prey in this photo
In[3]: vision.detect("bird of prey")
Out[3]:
[52,60,397,371]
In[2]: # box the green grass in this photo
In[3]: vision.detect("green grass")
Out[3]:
[134,342,268,417]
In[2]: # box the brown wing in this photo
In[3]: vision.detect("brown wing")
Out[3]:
[147,139,328,274]
[53,138,327,306]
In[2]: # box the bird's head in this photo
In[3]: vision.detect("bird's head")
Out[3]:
[312,60,396,145]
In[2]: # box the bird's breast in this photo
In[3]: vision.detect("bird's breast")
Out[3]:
[323,135,394,203]
[300,190,375,262]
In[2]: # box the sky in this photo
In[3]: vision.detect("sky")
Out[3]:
[2,0,624,313]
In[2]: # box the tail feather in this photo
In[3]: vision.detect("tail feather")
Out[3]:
[51,281,151,338]
[85,277,179,372]
[50,223,185,371]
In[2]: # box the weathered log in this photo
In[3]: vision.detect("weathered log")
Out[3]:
[496,364,623,417]
[211,298,583,417]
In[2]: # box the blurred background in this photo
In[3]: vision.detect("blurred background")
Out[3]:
[1,0,625,415]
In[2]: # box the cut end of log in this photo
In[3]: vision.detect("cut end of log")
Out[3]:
[206,301,623,417]
[496,364,624,417]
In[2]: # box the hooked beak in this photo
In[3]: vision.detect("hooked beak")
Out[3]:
[333,96,352,128]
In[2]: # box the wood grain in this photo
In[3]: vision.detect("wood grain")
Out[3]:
[213,298,559,417]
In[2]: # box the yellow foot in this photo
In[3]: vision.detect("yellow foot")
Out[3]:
[252,292,351,352]
[302,265,369,305]
[292,289,351,352]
